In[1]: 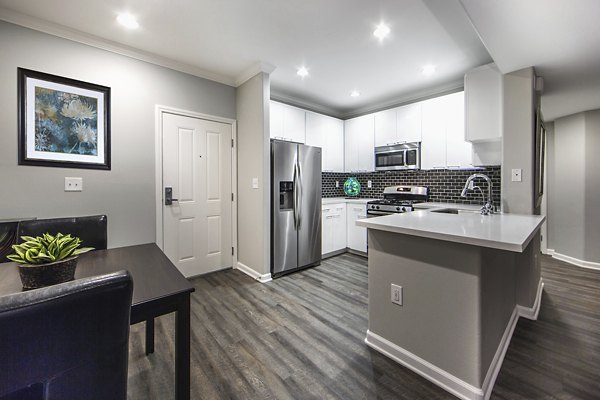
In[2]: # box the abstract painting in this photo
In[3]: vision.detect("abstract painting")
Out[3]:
[18,68,111,169]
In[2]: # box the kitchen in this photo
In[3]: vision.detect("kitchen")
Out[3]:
[0,1,599,399]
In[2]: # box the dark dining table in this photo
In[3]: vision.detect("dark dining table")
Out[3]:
[0,243,195,400]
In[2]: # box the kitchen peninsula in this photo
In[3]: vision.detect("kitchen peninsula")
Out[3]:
[357,208,545,400]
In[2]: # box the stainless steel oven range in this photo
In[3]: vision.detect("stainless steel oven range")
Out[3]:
[367,186,429,217]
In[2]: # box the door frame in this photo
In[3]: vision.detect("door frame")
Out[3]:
[154,105,238,271]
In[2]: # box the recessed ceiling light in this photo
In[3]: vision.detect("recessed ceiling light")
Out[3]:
[350,90,360,98]
[117,13,139,29]
[373,23,390,40]
[297,67,309,77]
[422,65,436,76]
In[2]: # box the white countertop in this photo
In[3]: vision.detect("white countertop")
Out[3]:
[322,197,377,205]
[357,209,545,253]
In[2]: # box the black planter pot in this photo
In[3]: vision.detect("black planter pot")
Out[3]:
[18,257,78,290]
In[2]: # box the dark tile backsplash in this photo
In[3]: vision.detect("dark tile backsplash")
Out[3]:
[322,167,501,207]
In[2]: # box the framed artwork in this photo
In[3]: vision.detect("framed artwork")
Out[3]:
[18,68,111,170]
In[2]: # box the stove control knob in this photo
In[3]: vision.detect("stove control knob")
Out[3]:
[401,207,407,212]
[396,207,401,211]
[376,206,380,210]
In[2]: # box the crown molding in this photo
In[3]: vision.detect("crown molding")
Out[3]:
[235,62,276,87]
[0,7,237,87]
[340,78,465,119]
[270,89,344,119]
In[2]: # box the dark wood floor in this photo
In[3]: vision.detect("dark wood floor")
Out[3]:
[127,254,600,399]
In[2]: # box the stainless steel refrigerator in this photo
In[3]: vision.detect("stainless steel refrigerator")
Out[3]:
[271,140,322,277]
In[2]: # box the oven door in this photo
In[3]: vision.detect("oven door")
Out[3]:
[366,209,394,217]
[375,149,406,171]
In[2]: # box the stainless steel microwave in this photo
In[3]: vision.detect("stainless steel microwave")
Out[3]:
[374,142,421,171]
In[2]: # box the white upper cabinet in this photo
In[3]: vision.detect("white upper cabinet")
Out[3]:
[269,101,306,143]
[464,63,503,142]
[344,114,375,172]
[421,92,472,169]
[306,112,344,172]
[374,108,397,147]
[270,101,284,139]
[421,96,447,170]
[445,92,472,169]
[396,102,422,143]
[374,103,422,147]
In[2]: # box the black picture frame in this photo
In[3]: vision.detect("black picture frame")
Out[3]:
[18,68,111,170]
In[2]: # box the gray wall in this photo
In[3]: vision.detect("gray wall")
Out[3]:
[550,113,586,260]
[502,68,536,214]
[585,111,600,263]
[548,109,600,263]
[236,73,270,275]
[0,21,235,248]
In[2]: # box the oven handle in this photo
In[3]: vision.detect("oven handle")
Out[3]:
[366,210,395,217]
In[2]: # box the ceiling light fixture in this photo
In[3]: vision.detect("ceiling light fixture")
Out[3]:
[297,67,309,78]
[373,23,390,40]
[422,64,437,76]
[350,90,360,98]
[117,13,139,29]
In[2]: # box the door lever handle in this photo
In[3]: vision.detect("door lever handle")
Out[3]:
[165,187,178,206]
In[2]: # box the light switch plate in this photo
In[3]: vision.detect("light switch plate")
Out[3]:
[252,178,259,189]
[65,177,83,192]
[335,181,339,188]
[511,169,522,182]
[367,180,372,188]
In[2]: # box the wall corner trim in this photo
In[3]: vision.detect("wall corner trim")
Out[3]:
[516,279,544,320]
[235,62,276,87]
[235,262,272,283]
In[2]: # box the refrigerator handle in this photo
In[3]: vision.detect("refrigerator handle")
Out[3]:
[297,160,303,230]
[293,161,299,230]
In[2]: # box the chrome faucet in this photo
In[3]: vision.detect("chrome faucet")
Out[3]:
[461,173,496,215]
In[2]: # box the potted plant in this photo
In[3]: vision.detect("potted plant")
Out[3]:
[7,233,94,289]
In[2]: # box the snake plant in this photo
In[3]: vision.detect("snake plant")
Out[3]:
[7,233,94,265]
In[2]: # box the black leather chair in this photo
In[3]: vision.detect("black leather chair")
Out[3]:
[17,215,108,250]
[0,270,133,400]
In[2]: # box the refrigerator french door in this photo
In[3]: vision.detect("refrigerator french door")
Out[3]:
[271,140,322,277]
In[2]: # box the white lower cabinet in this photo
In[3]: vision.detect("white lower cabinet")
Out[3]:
[347,204,367,253]
[322,203,347,255]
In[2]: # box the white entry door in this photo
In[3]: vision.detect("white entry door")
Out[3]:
[162,112,233,277]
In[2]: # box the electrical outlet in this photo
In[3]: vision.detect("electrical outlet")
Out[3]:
[511,169,522,182]
[367,180,372,188]
[335,181,339,188]
[64,177,83,192]
[391,284,403,306]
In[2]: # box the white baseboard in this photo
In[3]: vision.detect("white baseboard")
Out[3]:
[366,279,544,400]
[365,331,484,400]
[235,262,272,283]
[480,308,519,400]
[516,279,544,320]
[551,251,600,271]
[546,248,555,256]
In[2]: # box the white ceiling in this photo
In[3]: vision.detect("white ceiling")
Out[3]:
[460,0,600,121]
[0,0,492,118]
